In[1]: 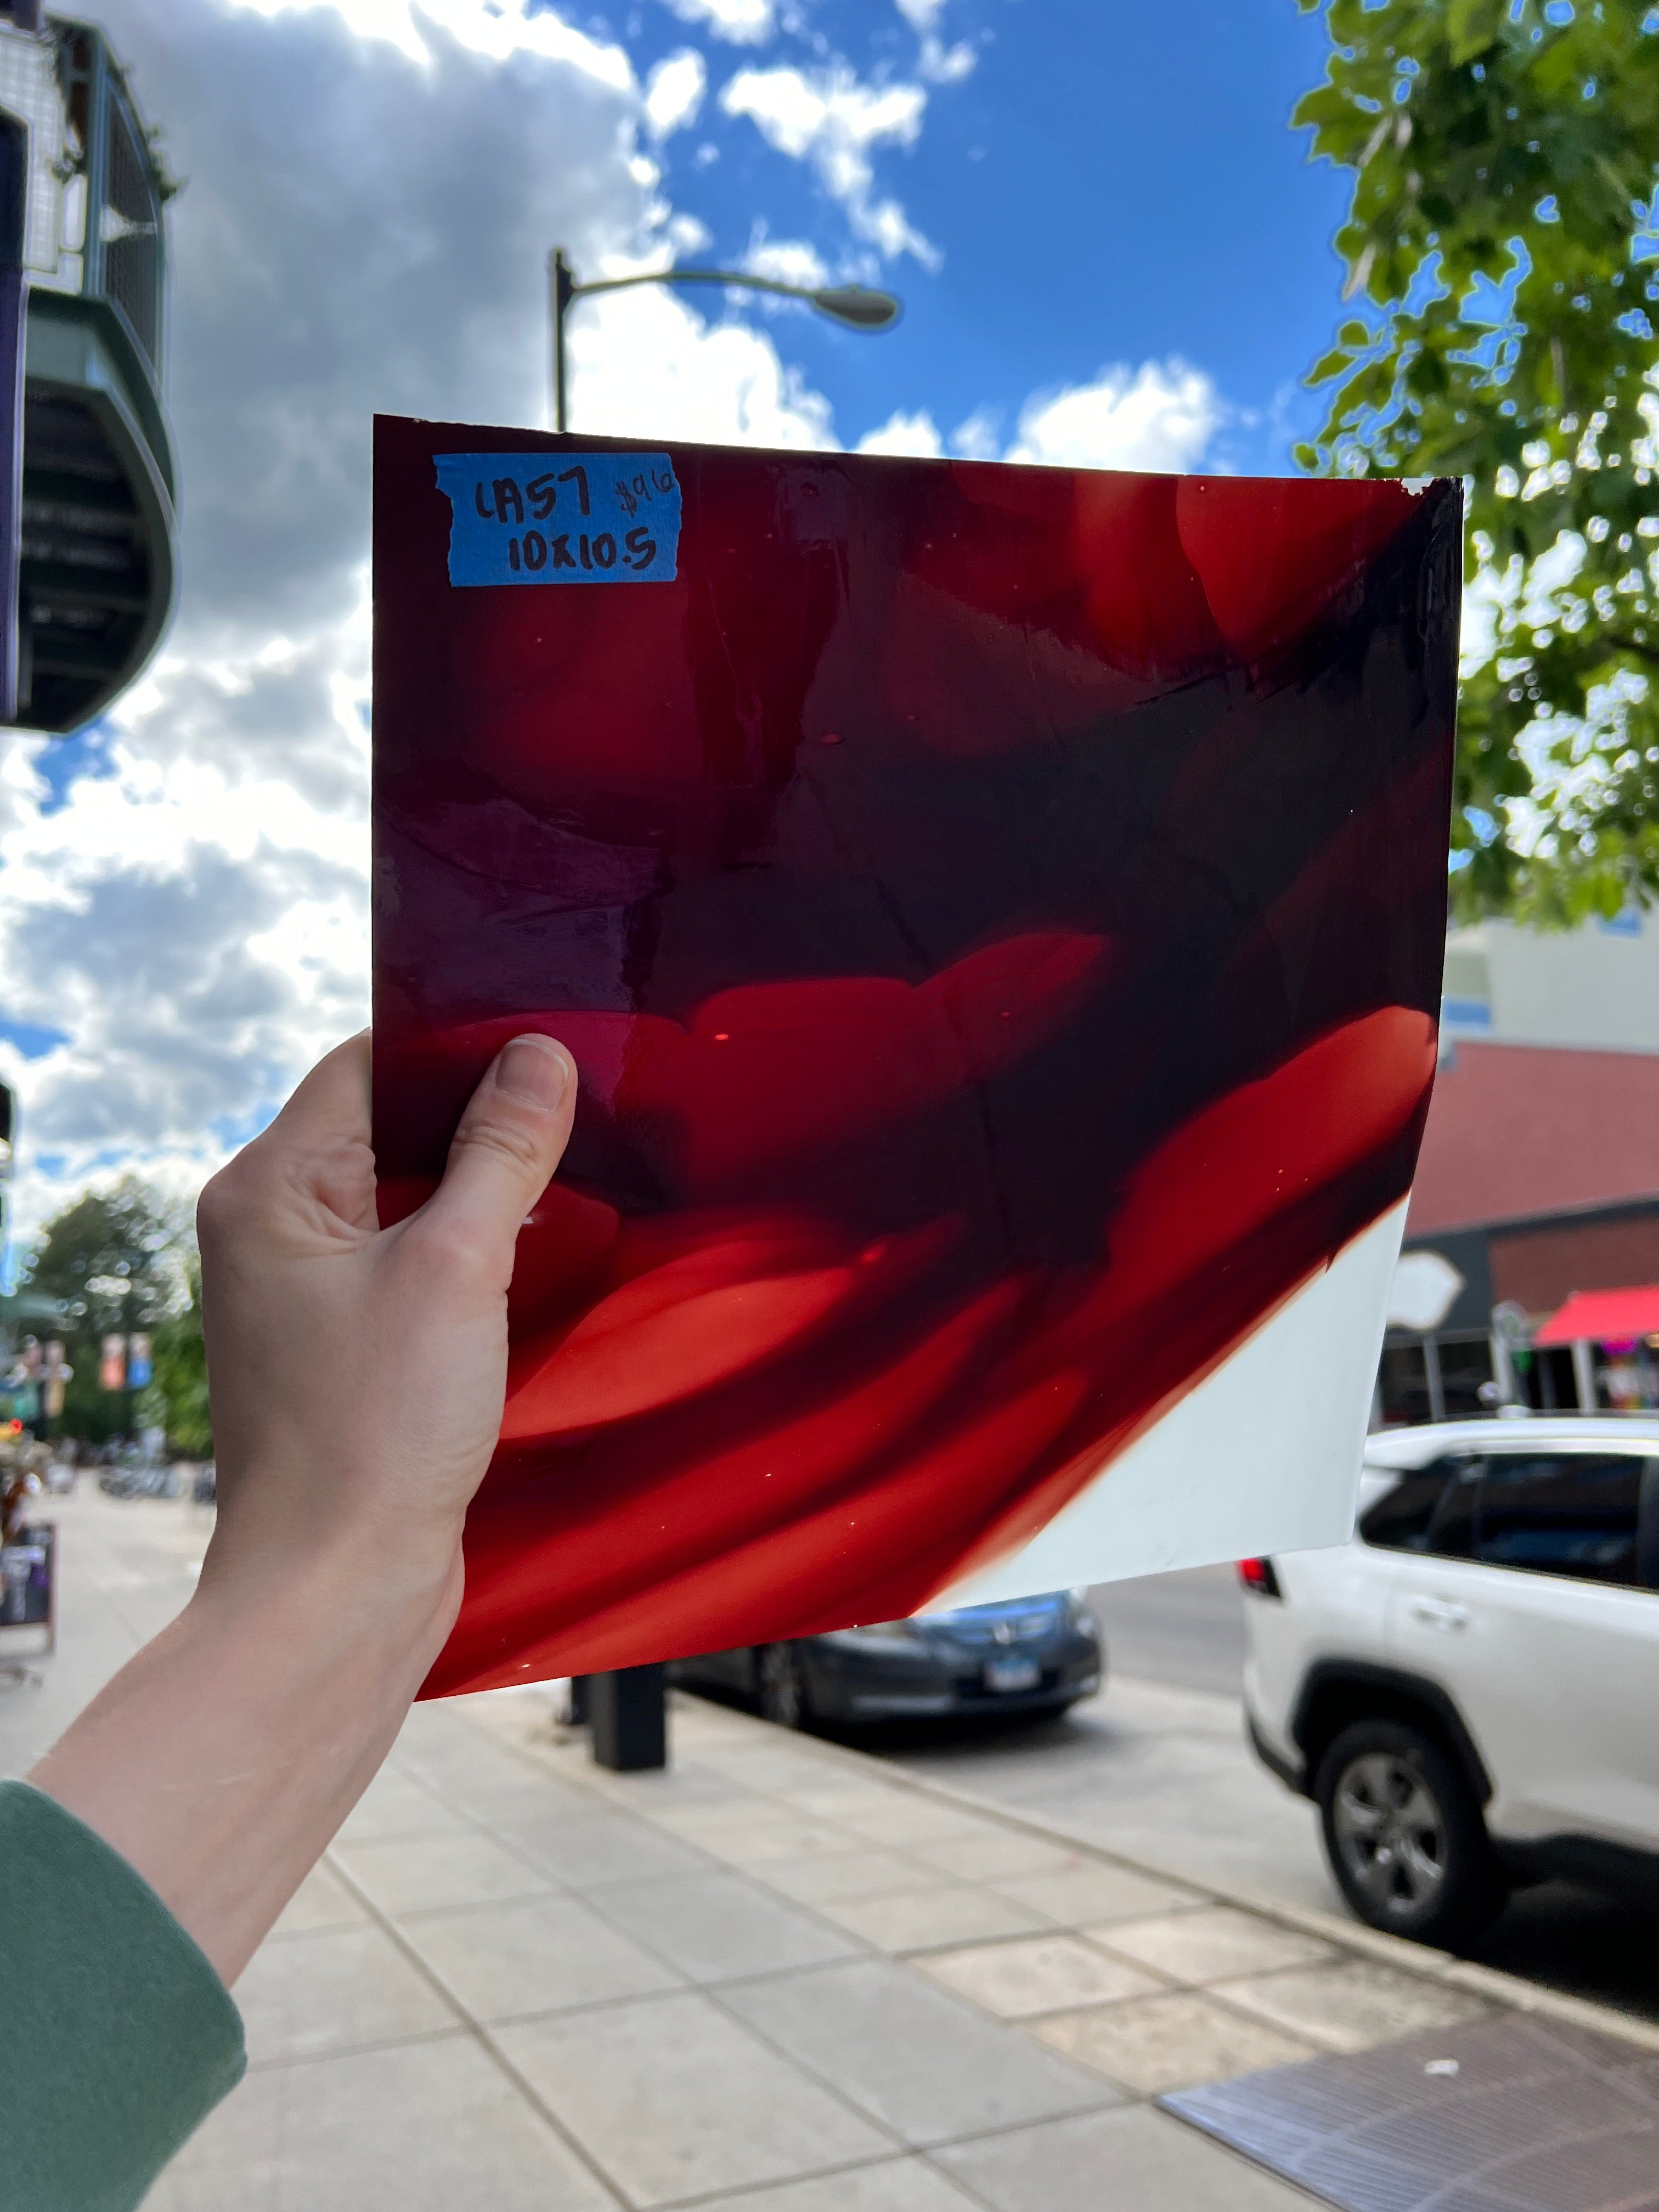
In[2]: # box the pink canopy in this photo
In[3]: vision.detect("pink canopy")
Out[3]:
[1533,1285,1659,1347]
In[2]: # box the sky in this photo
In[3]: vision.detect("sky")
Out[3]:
[0,0,1358,1249]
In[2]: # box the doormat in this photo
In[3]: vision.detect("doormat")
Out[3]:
[1159,2013,1659,2212]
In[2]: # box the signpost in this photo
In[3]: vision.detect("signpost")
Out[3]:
[0,1516,54,1688]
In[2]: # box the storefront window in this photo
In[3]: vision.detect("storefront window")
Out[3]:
[1437,1331,1496,1418]
[1375,1331,1496,1426]
[1596,1340,1659,1412]
[1378,1341,1431,1426]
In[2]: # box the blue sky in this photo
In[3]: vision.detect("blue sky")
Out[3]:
[588,0,1353,470]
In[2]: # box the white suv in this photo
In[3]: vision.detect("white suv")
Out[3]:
[1243,1416,1659,1948]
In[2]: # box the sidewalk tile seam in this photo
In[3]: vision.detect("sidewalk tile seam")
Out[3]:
[231,2023,475,2076]
[1078,1929,1326,1993]
[712,1967,1130,2144]
[474,1822,736,1901]
[950,2103,1341,2212]
[393,1987,758,2036]
[882,2096,1134,2154]
[557,1860,879,1989]
[892,1928,1181,1973]
[916,1965,1181,2019]
[660,1982,917,2156]
[503,1963,926,2163]
[321,1839,636,2211]
[260,1919,370,1945]
[242,2021,469,2074]
[1165,1968,1493,2058]
[445,1707,1247,2057]
[548,1791,1009,1979]
[603,2150,965,2212]
[437,1955,870,2014]
[445,1692,1659,2063]
[1171,1976,1372,2056]
[654,1706,1659,2055]
[685,1957,1134,2154]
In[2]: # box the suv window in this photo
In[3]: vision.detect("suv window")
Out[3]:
[1359,1454,1482,1553]
[1475,1453,1645,1587]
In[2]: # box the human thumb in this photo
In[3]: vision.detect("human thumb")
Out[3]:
[422,1034,577,1263]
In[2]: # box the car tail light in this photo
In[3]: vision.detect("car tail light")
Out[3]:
[1237,1556,1283,1599]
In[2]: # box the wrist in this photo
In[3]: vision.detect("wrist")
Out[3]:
[198,1461,467,1660]
[31,1541,460,1986]
[190,1534,463,1723]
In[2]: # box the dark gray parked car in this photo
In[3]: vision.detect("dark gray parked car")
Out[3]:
[672,1590,1104,1728]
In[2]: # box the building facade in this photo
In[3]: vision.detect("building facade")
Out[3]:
[0,7,176,732]
[1383,913,1659,1424]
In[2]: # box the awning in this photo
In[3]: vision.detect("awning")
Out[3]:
[1533,1285,1659,1347]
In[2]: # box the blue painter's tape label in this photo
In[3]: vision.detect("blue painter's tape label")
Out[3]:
[433,452,681,585]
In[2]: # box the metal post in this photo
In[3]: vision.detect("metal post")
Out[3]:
[1489,1330,1513,1409]
[1423,1334,1446,1425]
[1571,1337,1598,1413]
[549,247,573,434]
[545,237,666,1773]
[0,114,27,725]
[588,1664,667,1771]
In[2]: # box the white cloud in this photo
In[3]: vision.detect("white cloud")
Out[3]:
[720,64,938,265]
[894,0,974,83]
[950,406,1000,459]
[658,0,776,45]
[645,48,707,137]
[0,610,373,1241]
[228,0,634,79]
[0,0,1226,1256]
[563,282,835,447]
[856,408,943,458]
[665,210,713,255]
[847,365,1222,476]
[743,230,830,291]
[0,0,856,1240]
[1006,360,1222,473]
[851,370,1222,473]
[917,37,974,84]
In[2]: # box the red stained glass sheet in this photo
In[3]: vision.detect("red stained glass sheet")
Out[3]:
[372,419,1460,1696]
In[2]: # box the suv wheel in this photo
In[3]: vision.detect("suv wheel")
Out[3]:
[757,1643,809,1729]
[1314,1719,1504,1948]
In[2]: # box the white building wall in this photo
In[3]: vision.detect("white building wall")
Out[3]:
[1442,910,1659,1056]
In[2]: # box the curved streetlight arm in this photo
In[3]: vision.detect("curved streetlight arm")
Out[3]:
[570,267,828,308]
[549,249,900,431]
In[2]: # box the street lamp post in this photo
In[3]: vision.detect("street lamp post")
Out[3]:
[548,247,902,432]
[546,251,899,1770]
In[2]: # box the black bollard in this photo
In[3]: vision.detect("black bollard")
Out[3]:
[587,1664,668,1770]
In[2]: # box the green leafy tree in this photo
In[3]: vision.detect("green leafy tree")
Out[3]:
[136,1264,212,1459]
[16,1180,183,1444]
[1295,0,1659,921]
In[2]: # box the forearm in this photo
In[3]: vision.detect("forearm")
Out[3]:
[27,1541,458,1987]
[24,1030,572,1997]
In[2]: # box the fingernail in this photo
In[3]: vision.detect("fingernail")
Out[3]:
[494,1035,573,1113]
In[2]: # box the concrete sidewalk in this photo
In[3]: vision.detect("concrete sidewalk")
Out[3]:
[5,1490,1655,2212]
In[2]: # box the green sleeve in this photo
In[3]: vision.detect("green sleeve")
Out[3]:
[0,1778,246,2212]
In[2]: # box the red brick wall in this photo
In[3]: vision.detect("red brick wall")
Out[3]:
[1408,1041,1659,1234]
[1489,1213,1659,1315]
